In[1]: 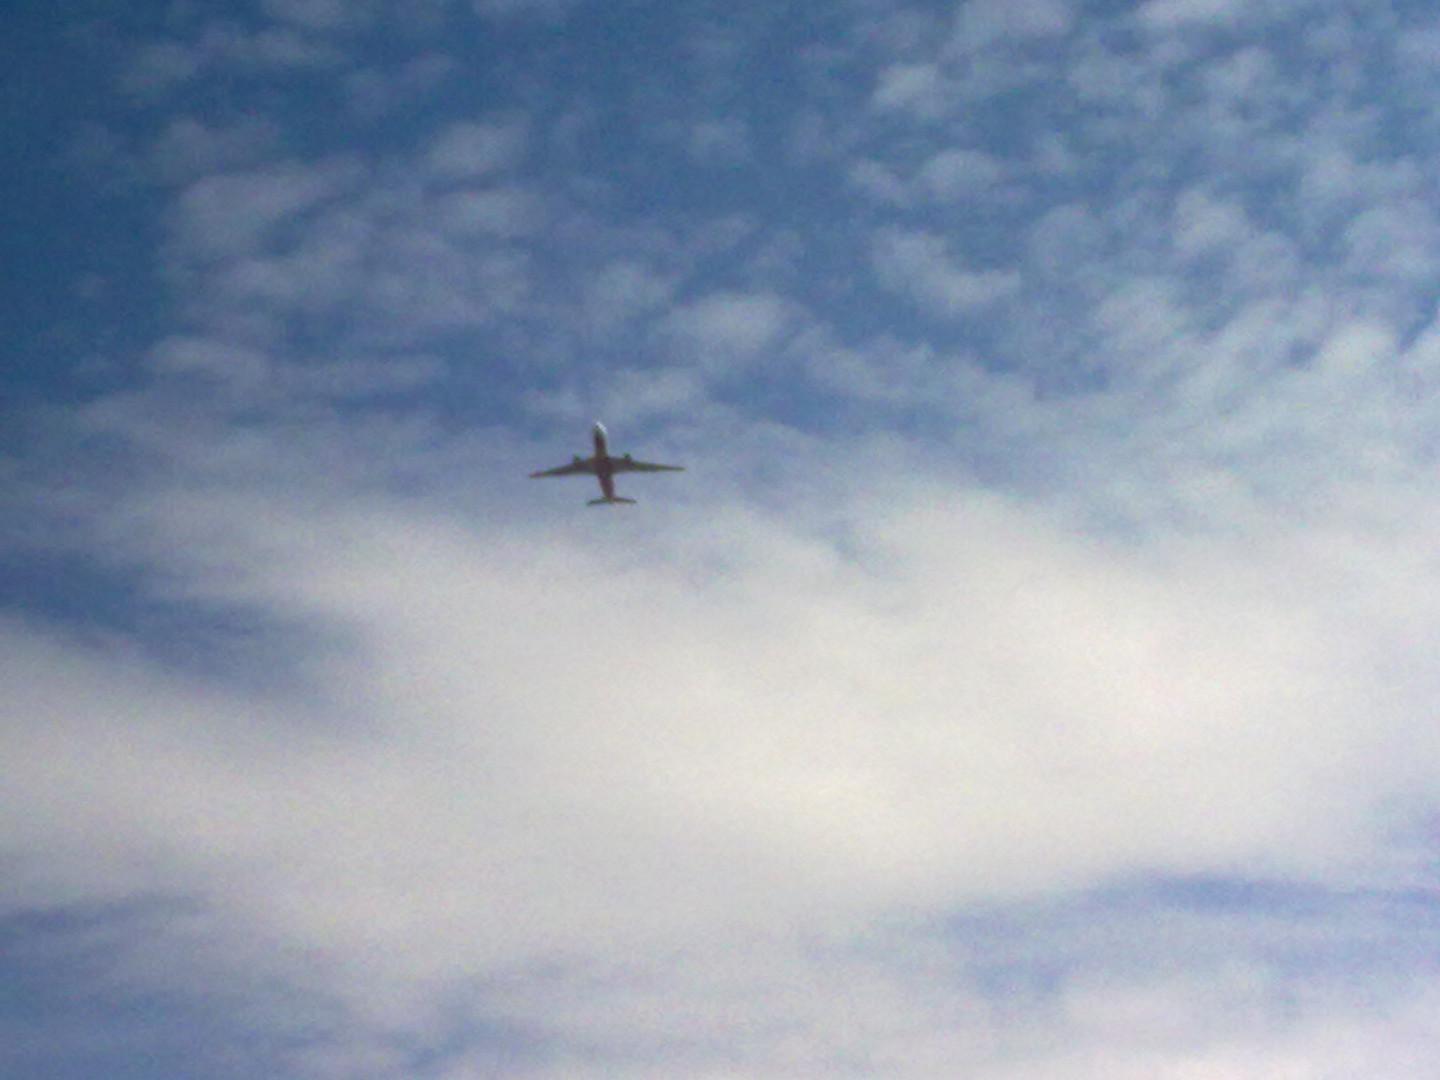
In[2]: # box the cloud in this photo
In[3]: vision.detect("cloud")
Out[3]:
[582,259,678,335]
[262,0,374,32]
[435,186,545,238]
[657,290,793,372]
[687,116,752,165]
[473,0,580,24]
[1342,199,1440,287]
[120,20,350,97]
[1137,0,1247,31]
[871,228,1020,317]
[458,892,1440,1078]
[953,0,1076,49]
[1171,189,1251,257]
[426,118,528,182]
[848,149,1006,207]
[119,41,207,97]
[12,467,1440,979]
[871,63,953,120]
[344,53,457,119]
[918,147,1006,200]
[148,116,284,187]
[848,158,911,205]
[169,160,361,263]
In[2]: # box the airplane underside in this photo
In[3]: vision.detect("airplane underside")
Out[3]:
[529,422,684,504]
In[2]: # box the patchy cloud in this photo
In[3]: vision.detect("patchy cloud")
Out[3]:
[872,228,1020,318]
[953,0,1076,48]
[658,290,793,372]
[426,118,528,181]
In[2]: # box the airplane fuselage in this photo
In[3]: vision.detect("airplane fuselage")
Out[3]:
[591,423,618,500]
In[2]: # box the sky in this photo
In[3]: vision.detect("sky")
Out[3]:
[6,0,1440,1075]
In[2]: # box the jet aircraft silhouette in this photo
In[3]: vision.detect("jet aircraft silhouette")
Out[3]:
[529,422,684,504]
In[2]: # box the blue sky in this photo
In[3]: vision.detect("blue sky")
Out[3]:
[7,0,1440,1076]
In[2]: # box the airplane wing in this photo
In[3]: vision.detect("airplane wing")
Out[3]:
[529,459,597,478]
[611,457,684,473]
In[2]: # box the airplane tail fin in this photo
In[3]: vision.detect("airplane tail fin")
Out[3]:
[587,496,637,506]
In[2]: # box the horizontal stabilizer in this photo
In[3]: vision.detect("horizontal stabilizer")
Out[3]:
[588,496,637,505]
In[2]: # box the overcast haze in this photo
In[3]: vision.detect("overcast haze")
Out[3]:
[6,0,1440,1076]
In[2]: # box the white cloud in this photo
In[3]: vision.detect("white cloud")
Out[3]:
[658,291,792,371]
[344,53,457,119]
[918,147,1006,200]
[461,920,1440,1079]
[1137,0,1247,31]
[125,20,351,93]
[426,119,528,181]
[583,259,677,333]
[262,0,372,32]
[1293,142,1421,240]
[15,471,1440,968]
[435,186,544,238]
[146,335,274,399]
[244,25,348,68]
[872,228,1019,317]
[953,0,1076,49]
[1171,189,1250,258]
[871,63,953,120]
[688,117,752,165]
[144,335,444,406]
[148,116,283,186]
[120,41,207,96]
[170,160,360,262]
[848,149,1006,207]
[1024,203,1109,285]
[1342,199,1440,286]
[1200,44,1281,110]
[359,235,532,334]
[473,0,579,23]
[848,158,911,205]
[209,206,374,318]
[9,450,1440,1072]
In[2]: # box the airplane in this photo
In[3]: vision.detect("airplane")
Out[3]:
[529,422,684,504]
